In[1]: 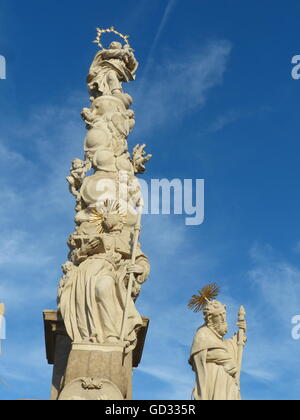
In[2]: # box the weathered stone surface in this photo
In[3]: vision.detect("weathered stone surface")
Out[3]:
[44,29,152,400]
[57,32,151,353]
[64,344,132,399]
[189,297,247,401]
[59,377,124,401]
[43,310,149,399]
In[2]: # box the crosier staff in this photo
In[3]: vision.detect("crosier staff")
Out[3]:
[120,199,144,343]
[236,306,246,390]
[0,302,10,387]
[0,303,4,356]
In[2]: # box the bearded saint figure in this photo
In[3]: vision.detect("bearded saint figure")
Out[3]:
[188,285,247,401]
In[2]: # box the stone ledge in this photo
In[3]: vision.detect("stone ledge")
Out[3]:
[43,310,149,369]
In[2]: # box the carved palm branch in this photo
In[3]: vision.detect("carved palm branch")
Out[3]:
[188,283,220,313]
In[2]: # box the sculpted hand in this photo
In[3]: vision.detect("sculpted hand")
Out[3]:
[225,363,238,377]
[132,144,152,174]
[237,320,247,332]
[81,238,100,254]
[127,264,144,275]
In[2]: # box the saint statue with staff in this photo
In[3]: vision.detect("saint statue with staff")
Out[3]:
[188,284,247,401]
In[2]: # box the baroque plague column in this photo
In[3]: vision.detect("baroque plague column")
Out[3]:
[43,28,152,401]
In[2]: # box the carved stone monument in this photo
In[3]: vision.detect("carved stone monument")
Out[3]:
[44,27,152,401]
[188,284,247,401]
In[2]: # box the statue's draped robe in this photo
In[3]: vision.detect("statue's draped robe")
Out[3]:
[59,44,149,360]
[88,49,137,96]
[189,326,241,401]
[59,232,149,352]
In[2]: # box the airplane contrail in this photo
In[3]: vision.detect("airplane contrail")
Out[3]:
[150,0,177,55]
[137,0,177,97]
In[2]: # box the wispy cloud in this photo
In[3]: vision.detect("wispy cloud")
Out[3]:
[0,98,86,398]
[207,109,240,133]
[0,341,53,400]
[137,239,300,399]
[0,230,53,267]
[235,243,300,397]
[135,40,232,135]
[249,243,300,321]
[0,95,88,314]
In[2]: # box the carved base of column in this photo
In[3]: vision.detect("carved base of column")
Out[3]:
[43,311,149,401]
[61,343,132,400]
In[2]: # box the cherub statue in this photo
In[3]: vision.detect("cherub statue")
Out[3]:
[81,107,97,130]
[87,41,138,108]
[188,284,247,401]
[57,261,76,308]
[67,159,91,211]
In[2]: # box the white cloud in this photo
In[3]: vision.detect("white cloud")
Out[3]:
[0,341,53,399]
[142,215,187,256]
[243,368,276,382]
[207,110,240,133]
[235,243,300,393]
[293,241,300,255]
[138,365,192,400]
[135,302,197,400]
[249,244,300,321]
[0,143,28,167]
[134,39,232,134]
[0,97,88,316]
[137,239,300,397]
[0,230,53,267]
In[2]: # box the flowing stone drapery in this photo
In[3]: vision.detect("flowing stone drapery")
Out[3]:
[57,37,151,355]
[189,326,241,400]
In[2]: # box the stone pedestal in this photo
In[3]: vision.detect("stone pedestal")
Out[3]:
[64,343,132,400]
[43,311,149,400]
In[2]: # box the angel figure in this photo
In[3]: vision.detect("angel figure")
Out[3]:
[67,159,91,211]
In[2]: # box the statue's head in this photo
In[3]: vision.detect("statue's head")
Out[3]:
[62,261,73,274]
[204,300,228,337]
[109,41,123,50]
[72,159,83,169]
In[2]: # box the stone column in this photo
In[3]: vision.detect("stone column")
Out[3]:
[43,28,152,401]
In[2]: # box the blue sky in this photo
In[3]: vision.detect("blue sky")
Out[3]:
[1,0,300,400]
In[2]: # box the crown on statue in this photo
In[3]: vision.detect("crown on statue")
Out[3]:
[93,26,133,51]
